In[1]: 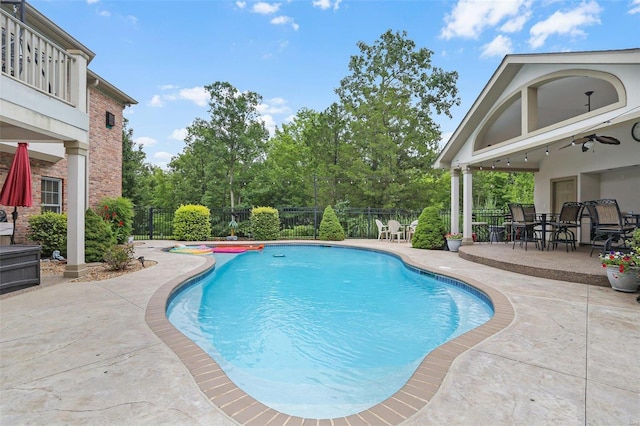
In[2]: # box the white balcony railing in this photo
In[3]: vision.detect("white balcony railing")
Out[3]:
[1,8,72,104]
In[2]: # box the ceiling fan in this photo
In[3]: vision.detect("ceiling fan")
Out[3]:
[558,91,621,152]
[559,133,621,152]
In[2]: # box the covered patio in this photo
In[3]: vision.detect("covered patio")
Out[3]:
[435,49,640,247]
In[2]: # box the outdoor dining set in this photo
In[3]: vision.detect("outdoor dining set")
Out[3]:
[375,199,638,256]
[498,199,637,255]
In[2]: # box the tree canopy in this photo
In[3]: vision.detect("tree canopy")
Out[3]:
[124,30,533,214]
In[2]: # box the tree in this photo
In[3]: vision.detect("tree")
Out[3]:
[177,82,269,211]
[336,29,460,208]
[121,118,152,207]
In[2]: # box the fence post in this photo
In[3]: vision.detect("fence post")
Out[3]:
[148,208,154,240]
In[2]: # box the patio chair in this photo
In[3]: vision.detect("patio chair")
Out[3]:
[375,219,389,240]
[387,220,405,243]
[585,199,635,256]
[547,202,582,252]
[405,220,419,242]
[507,203,540,251]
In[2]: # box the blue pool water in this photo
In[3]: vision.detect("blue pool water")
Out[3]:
[167,245,493,418]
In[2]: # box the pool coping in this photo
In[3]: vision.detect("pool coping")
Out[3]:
[145,242,515,425]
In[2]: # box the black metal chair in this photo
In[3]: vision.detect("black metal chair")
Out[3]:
[507,203,541,251]
[547,202,582,252]
[584,199,635,256]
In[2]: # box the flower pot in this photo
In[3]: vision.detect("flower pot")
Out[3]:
[605,265,639,293]
[447,239,462,252]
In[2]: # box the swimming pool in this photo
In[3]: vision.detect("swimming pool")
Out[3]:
[167,245,493,418]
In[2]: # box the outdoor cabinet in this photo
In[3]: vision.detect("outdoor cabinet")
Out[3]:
[0,245,41,293]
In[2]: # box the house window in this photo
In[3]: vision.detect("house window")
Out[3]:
[41,178,62,213]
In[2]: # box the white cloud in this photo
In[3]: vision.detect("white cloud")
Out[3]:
[312,0,342,10]
[528,0,601,49]
[149,95,163,107]
[236,1,246,9]
[271,15,299,30]
[630,0,640,14]
[257,98,292,115]
[169,128,188,141]
[86,0,99,4]
[134,136,158,147]
[260,114,277,136]
[313,0,331,10]
[159,84,179,90]
[253,2,280,14]
[125,15,138,25]
[481,35,513,58]
[179,86,209,107]
[98,10,110,17]
[500,12,531,33]
[440,0,531,40]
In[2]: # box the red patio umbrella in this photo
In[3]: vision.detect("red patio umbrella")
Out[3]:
[0,143,33,244]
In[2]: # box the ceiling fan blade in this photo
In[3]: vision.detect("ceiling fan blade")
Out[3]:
[573,135,593,144]
[594,135,621,145]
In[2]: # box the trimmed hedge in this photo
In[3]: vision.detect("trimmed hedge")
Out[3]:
[173,204,212,241]
[85,208,115,262]
[250,206,280,240]
[318,205,345,241]
[411,206,446,250]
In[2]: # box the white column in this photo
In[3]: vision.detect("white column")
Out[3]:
[64,141,89,278]
[67,50,89,112]
[450,168,460,234]
[462,166,474,244]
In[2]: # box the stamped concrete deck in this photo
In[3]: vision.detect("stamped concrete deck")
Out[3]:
[1,240,638,425]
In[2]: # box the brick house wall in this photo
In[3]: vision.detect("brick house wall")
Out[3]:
[0,86,125,244]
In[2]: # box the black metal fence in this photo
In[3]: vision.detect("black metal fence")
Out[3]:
[131,206,509,241]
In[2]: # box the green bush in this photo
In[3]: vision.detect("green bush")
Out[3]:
[280,225,315,238]
[411,206,446,250]
[173,204,212,241]
[250,206,280,240]
[27,212,67,258]
[104,244,135,270]
[318,205,345,241]
[85,209,115,263]
[97,197,134,244]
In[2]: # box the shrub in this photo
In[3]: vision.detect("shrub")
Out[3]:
[250,206,280,240]
[318,205,345,241]
[173,204,212,241]
[98,197,134,244]
[280,225,315,239]
[104,244,135,270]
[85,209,115,263]
[411,206,446,250]
[27,212,67,258]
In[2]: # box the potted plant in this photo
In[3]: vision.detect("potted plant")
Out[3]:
[445,232,463,252]
[227,217,239,241]
[599,249,639,292]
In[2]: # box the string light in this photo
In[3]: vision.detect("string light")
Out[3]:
[524,153,528,162]
[479,164,483,170]
[507,158,511,166]
[545,146,549,155]
[491,162,495,169]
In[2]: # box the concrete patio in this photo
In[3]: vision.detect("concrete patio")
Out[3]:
[1,240,638,425]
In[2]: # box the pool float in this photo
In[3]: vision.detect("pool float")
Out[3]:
[212,247,249,253]
[169,245,214,255]
[212,244,264,252]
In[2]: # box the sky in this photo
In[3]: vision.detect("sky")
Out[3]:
[29,0,640,168]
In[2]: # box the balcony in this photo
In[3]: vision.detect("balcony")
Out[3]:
[1,5,90,149]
